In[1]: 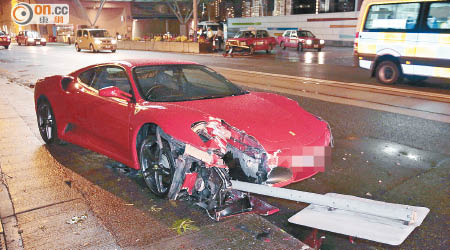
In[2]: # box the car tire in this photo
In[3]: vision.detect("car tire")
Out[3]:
[75,43,81,52]
[317,48,322,52]
[281,42,286,50]
[37,99,58,144]
[111,49,116,53]
[17,42,21,46]
[4,45,8,49]
[249,45,255,55]
[297,43,303,52]
[375,60,403,85]
[266,45,272,54]
[139,135,175,197]
[90,44,96,53]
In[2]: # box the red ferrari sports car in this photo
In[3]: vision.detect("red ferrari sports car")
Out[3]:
[34,59,332,218]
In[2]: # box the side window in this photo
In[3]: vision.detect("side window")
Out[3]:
[77,30,82,37]
[91,66,131,94]
[427,2,450,30]
[364,3,420,31]
[256,31,263,38]
[83,30,88,37]
[78,68,96,85]
[284,31,290,37]
[262,31,269,37]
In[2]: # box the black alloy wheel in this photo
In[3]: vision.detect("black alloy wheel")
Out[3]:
[376,60,403,85]
[139,135,175,197]
[37,99,57,144]
[75,43,81,52]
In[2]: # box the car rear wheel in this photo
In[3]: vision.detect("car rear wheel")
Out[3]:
[139,135,175,197]
[4,46,8,49]
[317,48,322,52]
[249,45,255,55]
[37,99,58,144]
[281,42,286,50]
[376,60,403,85]
[90,44,96,53]
[266,45,272,53]
[75,43,81,52]
[111,49,116,53]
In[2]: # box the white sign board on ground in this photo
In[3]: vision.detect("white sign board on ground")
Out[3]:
[288,193,430,246]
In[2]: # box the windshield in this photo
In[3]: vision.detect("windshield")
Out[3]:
[234,31,255,38]
[90,30,110,38]
[26,31,41,38]
[133,65,246,102]
[297,31,314,37]
[0,31,5,36]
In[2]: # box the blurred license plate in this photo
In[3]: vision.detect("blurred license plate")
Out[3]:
[314,45,318,48]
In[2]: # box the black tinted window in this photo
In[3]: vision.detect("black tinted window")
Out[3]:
[91,67,131,93]
[78,69,96,85]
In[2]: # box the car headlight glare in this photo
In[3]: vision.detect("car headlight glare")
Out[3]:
[306,40,312,45]
[320,39,325,44]
[111,39,117,44]
[41,38,46,42]
[27,38,34,42]
[94,39,102,44]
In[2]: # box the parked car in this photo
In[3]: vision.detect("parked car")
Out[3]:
[75,28,117,53]
[224,30,277,56]
[0,31,11,49]
[278,30,324,52]
[34,59,332,218]
[16,30,46,46]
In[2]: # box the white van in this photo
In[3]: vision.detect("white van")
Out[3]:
[354,0,449,84]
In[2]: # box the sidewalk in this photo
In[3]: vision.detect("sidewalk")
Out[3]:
[0,78,310,249]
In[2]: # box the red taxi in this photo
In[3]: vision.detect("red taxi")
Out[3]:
[277,30,324,52]
[16,30,47,46]
[224,30,277,56]
[0,31,11,49]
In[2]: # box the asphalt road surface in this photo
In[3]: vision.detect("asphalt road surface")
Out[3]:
[0,44,449,249]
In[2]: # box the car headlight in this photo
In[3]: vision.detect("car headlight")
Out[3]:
[27,38,34,42]
[41,38,46,42]
[320,39,324,44]
[111,39,117,44]
[306,40,312,45]
[94,39,102,44]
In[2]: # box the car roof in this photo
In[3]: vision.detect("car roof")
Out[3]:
[115,59,199,67]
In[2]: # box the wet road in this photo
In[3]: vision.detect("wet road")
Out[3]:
[0,44,449,249]
[0,44,449,94]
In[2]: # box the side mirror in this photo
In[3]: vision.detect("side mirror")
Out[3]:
[98,86,132,102]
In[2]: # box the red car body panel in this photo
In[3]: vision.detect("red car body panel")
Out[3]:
[0,33,11,47]
[34,59,332,187]
[226,37,277,51]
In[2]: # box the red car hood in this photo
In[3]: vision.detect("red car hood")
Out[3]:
[162,92,328,150]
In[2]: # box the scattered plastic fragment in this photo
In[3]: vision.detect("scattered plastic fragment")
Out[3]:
[361,152,364,154]
[38,225,46,231]
[342,158,346,161]
[396,162,401,166]
[378,180,382,183]
[171,218,199,235]
[66,214,87,224]
[301,245,310,250]
[124,203,134,206]
[349,236,355,244]
[366,192,372,197]
[149,205,162,212]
